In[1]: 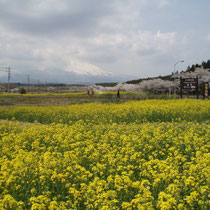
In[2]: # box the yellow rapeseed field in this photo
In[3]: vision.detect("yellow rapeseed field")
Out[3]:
[0,99,209,209]
[0,99,209,124]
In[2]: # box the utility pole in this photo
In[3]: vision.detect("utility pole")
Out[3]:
[0,66,11,93]
[38,80,40,94]
[45,81,48,93]
[27,74,30,93]
[8,67,11,93]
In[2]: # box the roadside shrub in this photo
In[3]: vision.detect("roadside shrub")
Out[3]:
[19,88,26,94]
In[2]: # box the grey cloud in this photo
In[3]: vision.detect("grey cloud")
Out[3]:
[1,0,208,80]
[82,53,118,64]
[0,0,115,37]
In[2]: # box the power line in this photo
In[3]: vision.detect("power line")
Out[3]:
[13,73,30,93]
[0,66,11,92]
[1,67,46,93]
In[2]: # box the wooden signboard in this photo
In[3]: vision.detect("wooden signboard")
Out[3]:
[180,77,199,99]
[181,78,197,89]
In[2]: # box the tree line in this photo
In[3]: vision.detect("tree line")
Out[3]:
[186,60,210,72]
[126,60,210,84]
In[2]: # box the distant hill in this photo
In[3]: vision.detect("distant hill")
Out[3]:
[126,60,210,84]
[93,60,210,93]
[185,60,210,72]
[95,82,118,87]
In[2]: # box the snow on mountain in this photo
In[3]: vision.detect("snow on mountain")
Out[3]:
[0,62,135,84]
[64,60,117,77]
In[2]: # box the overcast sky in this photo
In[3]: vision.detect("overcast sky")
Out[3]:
[0,0,210,79]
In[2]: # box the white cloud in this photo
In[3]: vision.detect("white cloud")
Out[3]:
[206,33,210,41]
[158,0,169,8]
[0,0,208,80]
[0,20,179,77]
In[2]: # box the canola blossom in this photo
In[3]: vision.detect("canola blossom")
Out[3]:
[0,99,209,209]
[0,99,209,124]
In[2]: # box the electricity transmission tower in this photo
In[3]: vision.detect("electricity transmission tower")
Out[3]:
[0,66,11,92]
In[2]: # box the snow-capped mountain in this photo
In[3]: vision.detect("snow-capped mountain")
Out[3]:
[0,67,135,85]
[0,59,136,84]
[64,60,117,77]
